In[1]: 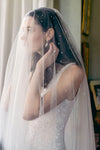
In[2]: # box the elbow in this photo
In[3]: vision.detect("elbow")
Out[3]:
[23,113,38,121]
[23,109,39,121]
[23,97,40,121]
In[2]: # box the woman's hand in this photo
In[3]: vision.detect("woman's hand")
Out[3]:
[37,42,59,70]
[23,43,59,120]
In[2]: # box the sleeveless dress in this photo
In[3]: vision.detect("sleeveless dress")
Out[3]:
[26,63,75,150]
[0,63,96,150]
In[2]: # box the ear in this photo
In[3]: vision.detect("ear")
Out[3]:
[45,28,54,41]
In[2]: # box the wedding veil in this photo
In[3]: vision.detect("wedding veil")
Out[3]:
[0,8,95,150]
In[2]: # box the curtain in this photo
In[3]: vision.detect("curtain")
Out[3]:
[0,0,54,98]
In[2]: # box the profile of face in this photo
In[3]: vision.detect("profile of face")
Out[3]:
[20,16,46,53]
[20,16,54,54]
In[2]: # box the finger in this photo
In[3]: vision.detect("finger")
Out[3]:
[50,42,57,50]
[51,43,59,53]
[47,43,54,54]
[49,43,59,55]
[52,48,59,56]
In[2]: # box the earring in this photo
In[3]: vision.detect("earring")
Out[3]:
[45,41,49,48]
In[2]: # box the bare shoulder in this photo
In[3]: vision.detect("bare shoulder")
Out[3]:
[64,64,84,80]
[58,64,84,90]
[56,64,84,100]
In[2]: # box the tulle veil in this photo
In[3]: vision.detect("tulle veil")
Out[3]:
[0,7,96,150]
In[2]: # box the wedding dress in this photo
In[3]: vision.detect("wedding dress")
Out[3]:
[0,8,96,150]
[26,63,75,150]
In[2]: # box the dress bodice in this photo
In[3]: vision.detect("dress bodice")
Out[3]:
[27,63,75,150]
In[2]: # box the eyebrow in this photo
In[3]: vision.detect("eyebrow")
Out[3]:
[26,26,31,28]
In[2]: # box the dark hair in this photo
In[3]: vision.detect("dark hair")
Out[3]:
[26,8,82,87]
[26,7,82,66]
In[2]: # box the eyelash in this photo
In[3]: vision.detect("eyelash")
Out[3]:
[23,28,34,33]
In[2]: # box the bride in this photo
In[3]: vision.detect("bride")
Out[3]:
[0,8,96,150]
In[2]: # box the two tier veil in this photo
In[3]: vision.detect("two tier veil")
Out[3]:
[0,8,96,150]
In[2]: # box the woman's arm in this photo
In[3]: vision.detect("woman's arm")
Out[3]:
[23,43,59,120]
[23,63,84,120]
[23,66,44,120]
[23,43,84,120]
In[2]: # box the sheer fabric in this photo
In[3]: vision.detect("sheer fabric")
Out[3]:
[0,0,53,99]
[0,8,95,150]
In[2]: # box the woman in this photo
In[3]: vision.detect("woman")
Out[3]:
[0,8,95,150]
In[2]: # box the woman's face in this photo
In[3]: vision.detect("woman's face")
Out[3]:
[21,16,46,53]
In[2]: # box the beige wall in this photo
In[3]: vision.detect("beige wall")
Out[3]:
[54,0,100,80]
[88,0,100,80]
[54,0,81,52]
